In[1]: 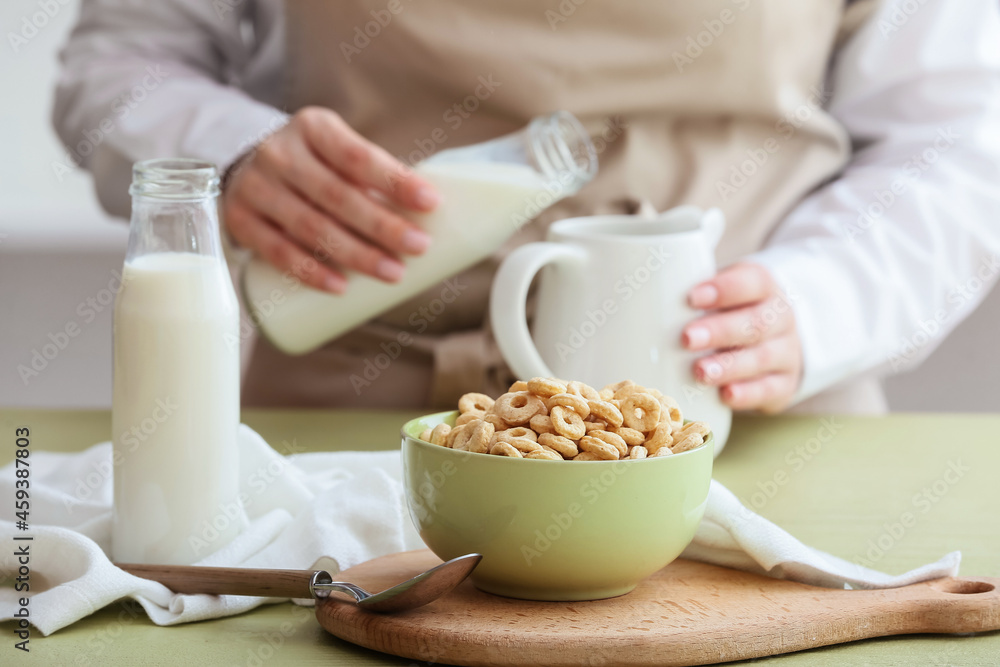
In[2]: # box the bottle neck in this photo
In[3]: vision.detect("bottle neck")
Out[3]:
[127,196,223,262]
[418,111,598,197]
[126,159,224,263]
[527,111,598,196]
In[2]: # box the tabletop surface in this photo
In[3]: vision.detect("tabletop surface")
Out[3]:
[1,409,998,666]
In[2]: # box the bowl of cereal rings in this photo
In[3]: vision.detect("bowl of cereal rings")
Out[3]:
[400,378,713,601]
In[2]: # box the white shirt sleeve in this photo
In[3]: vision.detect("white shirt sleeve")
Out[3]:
[749,0,1000,404]
[52,0,288,217]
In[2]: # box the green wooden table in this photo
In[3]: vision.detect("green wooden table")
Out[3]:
[2,410,998,666]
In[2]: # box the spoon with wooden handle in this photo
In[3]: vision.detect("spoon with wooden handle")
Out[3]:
[116,553,482,613]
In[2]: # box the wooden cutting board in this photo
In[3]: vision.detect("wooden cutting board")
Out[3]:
[315,549,1000,667]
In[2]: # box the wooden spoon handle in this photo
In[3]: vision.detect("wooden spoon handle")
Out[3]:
[116,563,322,598]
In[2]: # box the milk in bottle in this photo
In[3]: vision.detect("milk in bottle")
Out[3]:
[112,159,245,565]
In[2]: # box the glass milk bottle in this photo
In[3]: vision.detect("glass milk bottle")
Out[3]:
[242,110,599,355]
[112,159,244,565]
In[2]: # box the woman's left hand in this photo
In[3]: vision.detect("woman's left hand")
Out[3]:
[682,262,802,413]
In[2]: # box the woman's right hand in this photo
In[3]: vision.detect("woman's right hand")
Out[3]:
[222,106,440,293]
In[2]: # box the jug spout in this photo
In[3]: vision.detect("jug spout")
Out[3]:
[640,205,726,249]
[636,200,659,219]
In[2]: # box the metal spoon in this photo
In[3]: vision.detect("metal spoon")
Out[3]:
[117,553,482,613]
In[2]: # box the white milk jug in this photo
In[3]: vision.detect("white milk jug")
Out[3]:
[490,207,733,453]
[112,159,245,564]
[242,111,598,355]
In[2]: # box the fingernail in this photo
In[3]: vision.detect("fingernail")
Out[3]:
[415,186,440,210]
[324,275,347,294]
[699,360,724,382]
[402,229,431,254]
[376,258,405,282]
[689,284,719,309]
[684,326,711,349]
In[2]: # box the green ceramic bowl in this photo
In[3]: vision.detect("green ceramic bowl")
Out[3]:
[401,411,713,601]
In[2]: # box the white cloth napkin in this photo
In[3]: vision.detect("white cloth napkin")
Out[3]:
[0,425,959,636]
[683,480,959,589]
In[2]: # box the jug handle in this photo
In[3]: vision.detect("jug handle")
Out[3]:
[702,208,726,249]
[490,243,586,380]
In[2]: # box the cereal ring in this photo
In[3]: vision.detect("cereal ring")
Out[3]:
[660,395,683,427]
[546,393,591,419]
[526,449,562,460]
[587,399,624,428]
[533,446,569,461]
[629,445,648,459]
[566,381,600,400]
[496,426,537,442]
[491,442,523,457]
[444,423,470,448]
[484,413,507,431]
[550,405,586,440]
[676,421,711,439]
[651,445,674,458]
[455,419,493,454]
[455,411,483,426]
[538,432,579,459]
[598,388,614,400]
[645,422,674,455]
[573,451,602,461]
[527,377,567,398]
[670,433,704,454]
[458,392,495,414]
[588,430,628,458]
[429,423,452,447]
[529,414,555,435]
[584,420,607,432]
[578,436,619,460]
[505,436,542,453]
[603,380,633,394]
[419,428,432,442]
[493,391,545,425]
[621,392,661,432]
[611,426,645,446]
[612,382,643,401]
[508,380,529,392]
[471,420,496,454]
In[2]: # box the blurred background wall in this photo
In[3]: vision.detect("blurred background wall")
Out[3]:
[1,0,997,410]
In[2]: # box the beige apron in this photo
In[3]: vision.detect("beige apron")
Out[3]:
[243,0,885,413]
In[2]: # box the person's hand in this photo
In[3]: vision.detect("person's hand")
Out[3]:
[222,107,440,293]
[682,262,802,413]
